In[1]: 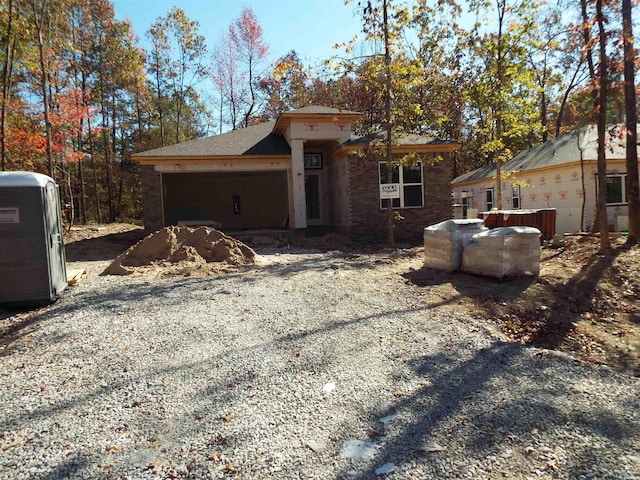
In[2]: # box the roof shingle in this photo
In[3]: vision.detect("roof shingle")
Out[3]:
[133,121,290,158]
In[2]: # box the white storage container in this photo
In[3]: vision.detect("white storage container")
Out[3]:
[461,226,541,279]
[424,219,486,272]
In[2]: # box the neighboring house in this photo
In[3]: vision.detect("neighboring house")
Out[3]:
[452,124,640,233]
[133,106,460,242]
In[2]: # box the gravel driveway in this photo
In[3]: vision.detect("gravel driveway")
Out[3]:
[1,249,639,479]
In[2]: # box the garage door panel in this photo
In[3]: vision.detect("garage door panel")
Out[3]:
[163,172,288,229]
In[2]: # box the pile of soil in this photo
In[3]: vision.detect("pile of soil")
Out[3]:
[101,226,256,278]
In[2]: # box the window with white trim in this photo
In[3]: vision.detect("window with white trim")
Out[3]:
[486,188,494,210]
[379,161,423,208]
[606,174,627,205]
[512,185,521,209]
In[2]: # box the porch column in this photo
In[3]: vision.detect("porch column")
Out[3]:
[290,138,307,229]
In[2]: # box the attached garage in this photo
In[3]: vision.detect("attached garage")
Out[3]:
[162,171,289,230]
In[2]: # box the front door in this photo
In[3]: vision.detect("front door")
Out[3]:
[305,173,322,226]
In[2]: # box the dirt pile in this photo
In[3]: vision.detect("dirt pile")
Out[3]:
[101,226,256,277]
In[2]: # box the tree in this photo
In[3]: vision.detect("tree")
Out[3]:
[146,8,208,146]
[466,0,540,210]
[622,0,639,243]
[213,7,269,130]
[259,50,310,120]
[580,0,610,250]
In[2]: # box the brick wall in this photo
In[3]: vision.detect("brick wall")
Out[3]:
[140,165,163,232]
[347,152,453,243]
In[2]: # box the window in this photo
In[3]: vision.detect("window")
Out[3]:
[486,188,494,210]
[512,185,521,209]
[304,153,322,169]
[379,161,423,208]
[606,174,627,204]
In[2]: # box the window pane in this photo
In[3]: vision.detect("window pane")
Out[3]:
[404,185,423,207]
[402,162,422,184]
[486,189,494,209]
[512,186,520,209]
[606,176,623,203]
[379,163,400,184]
[381,198,401,208]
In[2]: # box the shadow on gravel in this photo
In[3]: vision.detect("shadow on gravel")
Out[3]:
[0,303,70,358]
[341,343,635,479]
[31,454,90,480]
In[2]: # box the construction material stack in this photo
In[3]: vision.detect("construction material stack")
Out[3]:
[423,219,486,272]
[461,226,541,279]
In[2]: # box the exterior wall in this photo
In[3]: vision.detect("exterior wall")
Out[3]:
[285,121,352,144]
[140,165,163,232]
[347,152,454,243]
[326,152,351,229]
[452,159,634,233]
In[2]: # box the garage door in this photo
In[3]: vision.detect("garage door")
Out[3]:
[163,171,289,230]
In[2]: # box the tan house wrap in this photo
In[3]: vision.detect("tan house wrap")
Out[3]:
[452,125,640,233]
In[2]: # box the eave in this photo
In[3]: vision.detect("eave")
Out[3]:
[334,142,461,156]
[133,154,291,166]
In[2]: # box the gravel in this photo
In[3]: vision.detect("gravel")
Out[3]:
[1,248,640,480]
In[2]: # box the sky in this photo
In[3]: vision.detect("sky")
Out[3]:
[110,0,366,71]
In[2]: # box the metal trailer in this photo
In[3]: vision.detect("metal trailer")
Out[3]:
[0,172,67,304]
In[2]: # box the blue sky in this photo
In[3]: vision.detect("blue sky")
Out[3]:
[111,0,366,70]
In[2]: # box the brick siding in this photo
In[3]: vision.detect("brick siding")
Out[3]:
[347,152,453,243]
[140,165,163,232]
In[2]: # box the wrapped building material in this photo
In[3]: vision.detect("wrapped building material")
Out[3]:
[461,226,541,279]
[424,219,486,272]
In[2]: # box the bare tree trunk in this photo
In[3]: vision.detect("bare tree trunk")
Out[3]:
[1,0,18,172]
[383,0,395,248]
[31,0,55,177]
[493,0,507,210]
[555,60,584,137]
[622,0,639,243]
[595,0,610,250]
[86,116,102,224]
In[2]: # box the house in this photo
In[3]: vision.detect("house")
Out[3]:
[133,106,460,242]
[452,125,640,233]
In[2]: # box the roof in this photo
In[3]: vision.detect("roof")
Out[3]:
[285,106,362,115]
[452,124,634,185]
[343,130,460,147]
[132,106,459,161]
[133,121,290,159]
[0,171,54,188]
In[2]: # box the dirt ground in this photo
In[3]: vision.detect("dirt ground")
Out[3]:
[61,223,640,377]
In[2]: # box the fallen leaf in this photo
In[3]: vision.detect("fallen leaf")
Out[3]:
[220,412,234,422]
[208,451,223,462]
[105,444,122,454]
[146,458,169,473]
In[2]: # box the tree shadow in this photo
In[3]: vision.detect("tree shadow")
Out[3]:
[528,247,620,349]
[341,342,637,479]
[402,244,625,357]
